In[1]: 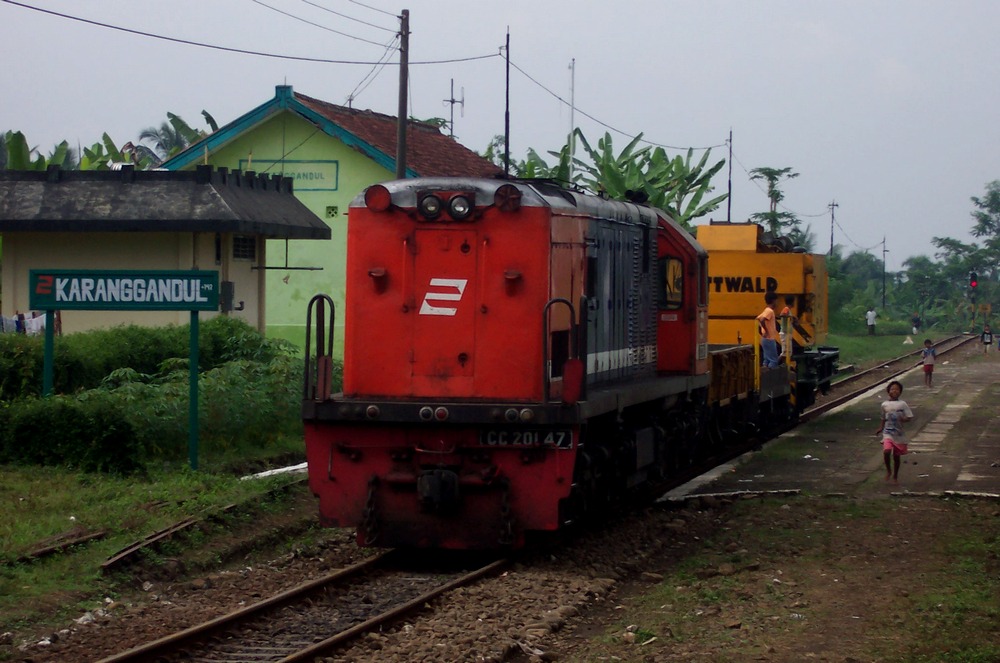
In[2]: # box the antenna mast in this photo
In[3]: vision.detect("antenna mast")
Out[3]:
[443,79,465,138]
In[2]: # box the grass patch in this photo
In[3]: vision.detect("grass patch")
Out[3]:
[827,332,942,369]
[901,522,1000,662]
[0,464,303,634]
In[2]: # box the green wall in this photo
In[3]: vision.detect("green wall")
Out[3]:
[205,111,393,356]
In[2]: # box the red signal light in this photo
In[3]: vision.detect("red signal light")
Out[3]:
[970,271,979,288]
[364,184,392,212]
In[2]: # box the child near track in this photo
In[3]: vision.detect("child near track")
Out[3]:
[876,380,913,484]
[920,339,936,387]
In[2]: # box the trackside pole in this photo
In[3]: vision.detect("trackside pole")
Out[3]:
[189,311,199,470]
[43,310,54,396]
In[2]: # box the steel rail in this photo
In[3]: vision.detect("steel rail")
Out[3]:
[802,335,975,422]
[96,552,508,663]
[282,557,509,662]
[95,551,393,663]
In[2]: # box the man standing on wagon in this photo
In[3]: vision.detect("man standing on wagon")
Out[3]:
[756,292,781,369]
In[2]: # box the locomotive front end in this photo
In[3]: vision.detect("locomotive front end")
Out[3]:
[303,179,582,549]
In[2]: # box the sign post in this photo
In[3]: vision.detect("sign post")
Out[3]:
[30,269,220,470]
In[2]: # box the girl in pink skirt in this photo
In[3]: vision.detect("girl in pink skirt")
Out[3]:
[876,380,913,483]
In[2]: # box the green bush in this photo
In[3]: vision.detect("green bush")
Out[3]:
[0,317,280,399]
[0,334,44,400]
[0,318,342,473]
[0,396,142,474]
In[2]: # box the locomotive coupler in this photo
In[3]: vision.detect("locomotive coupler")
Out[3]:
[417,469,461,512]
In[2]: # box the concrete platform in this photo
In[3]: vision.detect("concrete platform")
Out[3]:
[675,340,1000,499]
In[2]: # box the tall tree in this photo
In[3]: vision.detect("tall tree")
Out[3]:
[967,180,1000,284]
[748,166,802,236]
[138,111,218,164]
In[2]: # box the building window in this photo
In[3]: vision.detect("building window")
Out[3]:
[233,235,256,261]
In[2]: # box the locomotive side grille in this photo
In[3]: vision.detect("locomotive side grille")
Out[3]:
[585,215,658,385]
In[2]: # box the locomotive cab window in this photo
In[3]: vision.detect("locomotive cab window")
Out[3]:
[660,257,683,309]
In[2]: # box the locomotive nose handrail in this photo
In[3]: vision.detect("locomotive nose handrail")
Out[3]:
[304,294,336,401]
[542,298,583,403]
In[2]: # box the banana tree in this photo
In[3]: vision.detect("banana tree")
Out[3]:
[520,143,578,183]
[78,133,155,170]
[654,147,728,226]
[572,130,727,227]
[139,111,218,164]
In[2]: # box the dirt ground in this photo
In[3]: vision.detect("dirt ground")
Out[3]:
[525,341,1000,663]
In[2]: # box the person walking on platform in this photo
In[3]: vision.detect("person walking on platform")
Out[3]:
[920,339,936,387]
[981,324,993,354]
[876,380,913,484]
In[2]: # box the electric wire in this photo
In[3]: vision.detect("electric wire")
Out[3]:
[507,55,725,153]
[250,0,387,46]
[297,0,396,32]
[347,0,397,18]
[0,0,495,65]
[6,0,854,241]
[346,34,400,105]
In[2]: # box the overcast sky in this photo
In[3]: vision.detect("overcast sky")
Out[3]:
[3,0,999,271]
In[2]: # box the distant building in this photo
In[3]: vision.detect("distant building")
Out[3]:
[0,165,328,333]
[162,85,501,353]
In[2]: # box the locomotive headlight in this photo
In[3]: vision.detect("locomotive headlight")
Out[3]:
[365,405,380,419]
[418,194,442,219]
[419,406,434,421]
[504,408,519,422]
[518,408,534,422]
[448,194,473,220]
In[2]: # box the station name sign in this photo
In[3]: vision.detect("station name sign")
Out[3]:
[29,269,219,311]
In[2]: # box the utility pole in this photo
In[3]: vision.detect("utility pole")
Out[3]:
[395,9,409,179]
[882,236,889,309]
[443,79,464,138]
[503,28,510,177]
[568,58,575,181]
[726,129,733,222]
[828,200,838,256]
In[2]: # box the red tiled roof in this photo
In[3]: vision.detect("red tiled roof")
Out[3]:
[294,92,503,178]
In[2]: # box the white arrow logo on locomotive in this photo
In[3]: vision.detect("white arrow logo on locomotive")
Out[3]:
[419,278,468,316]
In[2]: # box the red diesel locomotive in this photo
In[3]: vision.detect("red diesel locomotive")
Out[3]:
[303,177,794,549]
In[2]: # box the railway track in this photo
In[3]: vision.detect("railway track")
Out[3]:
[802,334,974,421]
[96,551,506,662]
[85,338,972,662]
